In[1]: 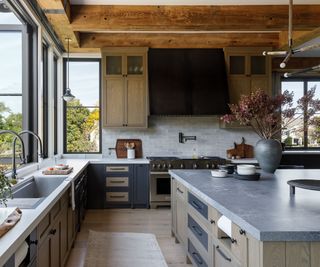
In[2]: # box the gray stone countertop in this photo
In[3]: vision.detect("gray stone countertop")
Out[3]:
[169,169,320,242]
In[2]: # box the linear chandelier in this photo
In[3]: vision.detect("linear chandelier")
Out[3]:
[263,0,320,78]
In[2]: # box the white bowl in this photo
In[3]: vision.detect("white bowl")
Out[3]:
[55,164,69,170]
[211,170,228,178]
[237,164,256,175]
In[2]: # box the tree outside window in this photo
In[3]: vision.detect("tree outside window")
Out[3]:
[64,59,101,153]
[281,79,320,149]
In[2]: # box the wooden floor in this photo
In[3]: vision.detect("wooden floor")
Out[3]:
[65,209,190,267]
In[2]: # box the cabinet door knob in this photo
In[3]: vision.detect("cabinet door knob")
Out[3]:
[29,240,38,246]
[231,238,237,244]
[239,229,246,235]
[210,219,215,224]
[49,229,57,235]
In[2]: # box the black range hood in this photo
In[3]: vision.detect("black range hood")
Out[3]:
[148,49,230,115]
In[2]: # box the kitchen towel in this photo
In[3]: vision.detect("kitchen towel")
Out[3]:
[15,241,28,267]
[217,215,232,238]
[0,208,22,238]
[71,180,75,211]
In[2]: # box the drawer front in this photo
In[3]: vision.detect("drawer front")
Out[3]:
[214,246,240,267]
[106,192,129,202]
[188,239,208,267]
[231,223,247,264]
[106,177,129,187]
[106,165,129,173]
[188,192,208,220]
[188,214,208,250]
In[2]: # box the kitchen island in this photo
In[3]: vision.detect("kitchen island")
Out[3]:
[170,169,320,267]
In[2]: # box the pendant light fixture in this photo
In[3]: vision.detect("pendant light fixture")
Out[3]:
[263,0,320,77]
[62,37,75,102]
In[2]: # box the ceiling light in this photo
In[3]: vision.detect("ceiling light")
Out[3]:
[62,38,75,102]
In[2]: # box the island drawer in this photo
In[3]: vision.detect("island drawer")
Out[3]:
[188,214,208,251]
[214,243,241,267]
[188,192,208,220]
[106,177,129,187]
[106,165,129,173]
[188,239,208,267]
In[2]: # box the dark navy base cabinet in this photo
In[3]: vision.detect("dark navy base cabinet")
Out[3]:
[87,164,106,209]
[133,164,150,208]
[87,163,149,209]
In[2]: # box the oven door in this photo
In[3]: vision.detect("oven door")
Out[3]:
[150,172,171,202]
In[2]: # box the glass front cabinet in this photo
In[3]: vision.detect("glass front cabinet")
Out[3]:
[224,47,271,104]
[102,48,148,128]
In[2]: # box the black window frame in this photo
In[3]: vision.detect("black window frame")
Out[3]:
[281,76,320,150]
[63,58,102,154]
[53,54,58,155]
[42,42,49,158]
[0,0,38,164]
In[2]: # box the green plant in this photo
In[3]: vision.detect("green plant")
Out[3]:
[0,168,12,207]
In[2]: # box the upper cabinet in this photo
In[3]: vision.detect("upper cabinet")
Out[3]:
[224,47,272,104]
[102,48,148,128]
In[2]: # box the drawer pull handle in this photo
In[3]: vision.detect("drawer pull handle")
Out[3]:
[210,219,215,224]
[191,200,202,210]
[110,181,125,183]
[239,229,246,235]
[109,167,127,171]
[177,188,184,194]
[216,246,231,262]
[109,195,126,198]
[231,238,237,244]
[192,225,203,236]
[192,252,203,265]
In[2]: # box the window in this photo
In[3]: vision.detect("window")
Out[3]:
[0,1,37,171]
[281,78,320,149]
[42,43,48,158]
[64,59,101,153]
[53,54,58,155]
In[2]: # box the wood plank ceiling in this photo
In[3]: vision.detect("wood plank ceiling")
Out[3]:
[35,0,320,52]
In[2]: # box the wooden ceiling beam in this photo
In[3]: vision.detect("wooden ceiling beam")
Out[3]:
[37,0,80,48]
[79,32,279,49]
[71,5,320,32]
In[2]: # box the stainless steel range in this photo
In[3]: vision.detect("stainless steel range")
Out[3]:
[148,156,226,208]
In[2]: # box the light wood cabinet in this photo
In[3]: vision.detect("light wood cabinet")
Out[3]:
[102,48,148,128]
[176,182,187,247]
[171,178,188,248]
[37,190,72,267]
[224,47,272,104]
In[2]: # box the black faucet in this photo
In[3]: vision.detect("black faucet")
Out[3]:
[0,130,26,179]
[179,132,197,143]
[14,130,44,159]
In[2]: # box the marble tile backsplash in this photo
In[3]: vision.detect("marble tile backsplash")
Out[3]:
[102,116,259,159]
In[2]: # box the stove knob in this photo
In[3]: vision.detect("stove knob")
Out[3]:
[212,163,216,169]
[180,163,184,169]
[157,164,162,169]
[206,163,210,169]
[152,164,156,169]
[168,164,173,169]
[193,163,198,169]
[163,164,167,169]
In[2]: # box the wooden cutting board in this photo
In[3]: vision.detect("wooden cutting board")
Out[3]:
[42,167,73,175]
[226,137,254,159]
[116,139,143,158]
